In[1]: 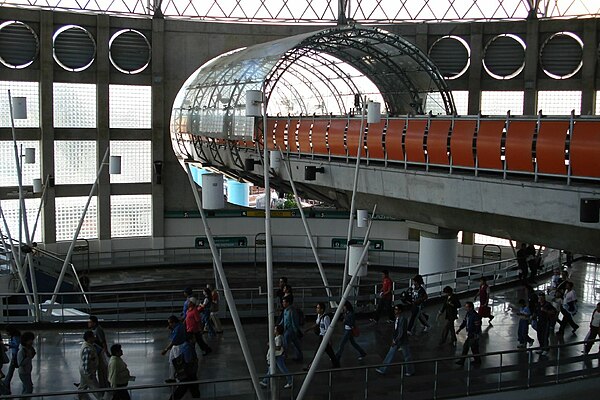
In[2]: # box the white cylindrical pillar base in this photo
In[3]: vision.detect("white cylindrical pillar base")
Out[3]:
[12,97,27,119]
[367,101,381,124]
[245,90,262,117]
[349,244,368,277]
[32,178,42,194]
[109,156,122,175]
[202,173,224,210]
[24,147,35,164]
[270,150,281,170]
[419,229,458,275]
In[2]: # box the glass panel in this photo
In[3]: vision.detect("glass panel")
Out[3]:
[109,141,152,183]
[537,91,581,115]
[480,91,524,115]
[110,194,152,237]
[53,82,97,128]
[54,141,97,185]
[0,81,40,127]
[0,198,42,243]
[109,85,152,128]
[425,91,468,115]
[0,141,40,187]
[55,196,98,241]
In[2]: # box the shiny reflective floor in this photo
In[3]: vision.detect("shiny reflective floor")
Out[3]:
[5,260,600,399]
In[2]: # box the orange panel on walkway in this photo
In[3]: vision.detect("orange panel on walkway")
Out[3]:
[405,119,427,163]
[571,121,600,178]
[328,118,347,157]
[427,119,451,165]
[297,117,313,155]
[346,118,364,157]
[366,119,386,159]
[265,118,277,150]
[476,120,505,170]
[311,118,329,156]
[288,118,300,153]
[450,120,476,168]
[536,121,568,175]
[385,119,405,161]
[505,120,536,172]
[273,118,288,152]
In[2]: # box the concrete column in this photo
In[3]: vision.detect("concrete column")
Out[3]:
[523,19,539,115]
[151,16,165,249]
[467,23,483,115]
[580,19,597,115]
[96,14,111,252]
[39,11,56,244]
[419,228,458,275]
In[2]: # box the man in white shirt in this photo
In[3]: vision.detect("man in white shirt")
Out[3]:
[583,302,600,355]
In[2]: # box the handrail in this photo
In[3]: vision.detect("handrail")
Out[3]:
[33,248,90,305]
[5,338,599,399]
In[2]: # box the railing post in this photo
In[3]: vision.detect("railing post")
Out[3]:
[400,363,405,399]
[466,358,471,396]
[527,350,532,388]
[498,353,502,391]
[434,360,439,399]
[328,369,333,400]
[556,346,560,384]
[364,367,368,400]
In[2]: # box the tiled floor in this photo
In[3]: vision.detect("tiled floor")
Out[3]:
[4,260,600,399]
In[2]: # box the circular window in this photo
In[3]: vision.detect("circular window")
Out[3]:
[428,36,470,80]
[540,32,583,79]
[483,34,526,80]
[109,29,151,74]
[53,25,96,72]
[0,21,39,69]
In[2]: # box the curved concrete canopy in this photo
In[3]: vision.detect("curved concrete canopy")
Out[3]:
[171,25,454,141]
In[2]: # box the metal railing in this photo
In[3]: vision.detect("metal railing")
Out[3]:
[0,255,550,324]
[4,339,599,399]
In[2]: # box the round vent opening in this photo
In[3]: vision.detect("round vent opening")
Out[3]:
[540,32,583,80]
[109,29,151,74]
[53,25,96,72]
[0,21,39,69]
[428,36,470,80]
[483,34,526,80]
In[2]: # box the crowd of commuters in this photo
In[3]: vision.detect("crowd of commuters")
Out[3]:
[1,265,599,396]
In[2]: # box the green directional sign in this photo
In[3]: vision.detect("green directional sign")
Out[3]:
[331,238,384,251]
[195,236,247,249]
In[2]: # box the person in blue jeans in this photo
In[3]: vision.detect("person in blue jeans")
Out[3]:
[335,302,367,362]
[516,299,535,348]
[280,298,303,362]
[260,325,293,389]
[376,304,414,376]
[2,326,20,394]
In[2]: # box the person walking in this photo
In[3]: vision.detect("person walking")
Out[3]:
[207,285,223,334]
[78,330,102,400]
[198,288,216,338]
[370,270,394,324]
[438,286,461,346]
[535,293,557,356]
[169,336,201,400]
[184,297,212,356]
[583,302,600,355]
[17,331,36,396]
[557,281,579,335]
[455,302,482,366]
[280,298,303,362]
[303,302,340,370]
[260,325,293,389]
[474,277,494,325]
[335,302,367,362]
[161,315,187,383]
[88,316,110,389]
[108,344,135,400]
[3,326,20,394]
[376,304,414,376]
[516,299,535,348]
[407,274,430,334]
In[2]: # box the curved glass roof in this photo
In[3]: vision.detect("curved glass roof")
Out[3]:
[170,25,453,140]
[1,0,598,23]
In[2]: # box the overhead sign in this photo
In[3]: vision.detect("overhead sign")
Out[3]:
[195,236,247,249]
[331,238,384,251]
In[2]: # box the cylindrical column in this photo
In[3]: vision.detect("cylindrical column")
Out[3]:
[201,173,224,210]
[419,229,458,293]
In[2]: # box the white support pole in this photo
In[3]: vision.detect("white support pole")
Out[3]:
[50,147,110,306]
[296,243,370,400]
[8,90,40,320]
[261,96,277,396]
[342,96,367,290]
[279,149,335,308]
[0,205,33,305]
[185,163,265,400]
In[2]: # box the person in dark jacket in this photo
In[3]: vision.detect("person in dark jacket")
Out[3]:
[335,302,367,362]
[455,302,482,365]
[376,304,414,376]
[438,286,461,346]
